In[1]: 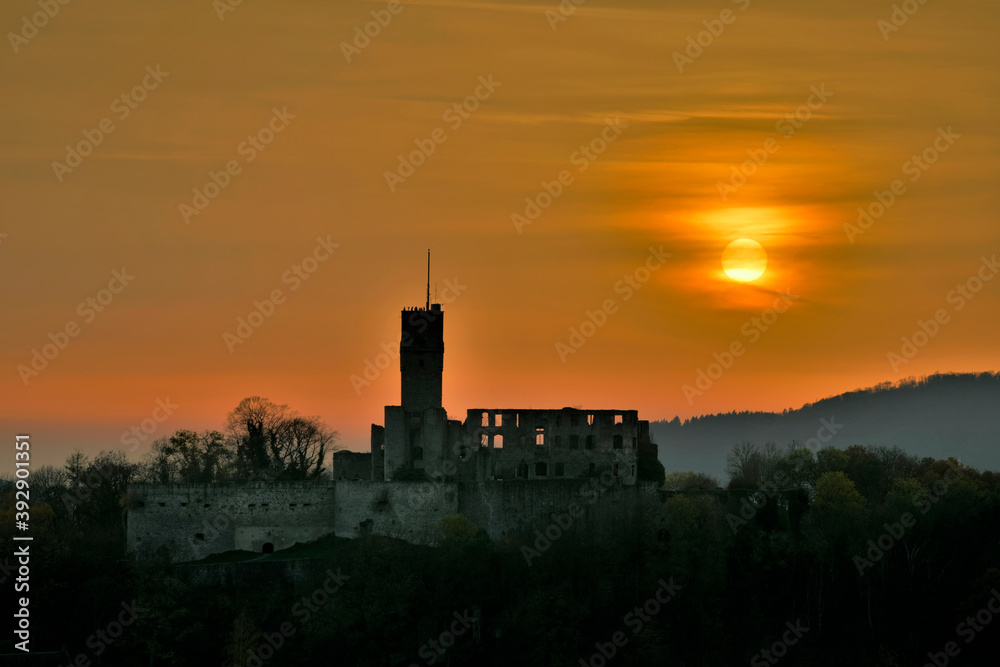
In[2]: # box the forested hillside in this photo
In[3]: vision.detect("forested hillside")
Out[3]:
[652,372,1000,480]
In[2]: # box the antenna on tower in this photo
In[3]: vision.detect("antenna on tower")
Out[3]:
[426,249,431,309]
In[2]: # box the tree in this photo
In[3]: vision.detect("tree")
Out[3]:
[809,470,867,548]
[280,416,335,480]
[227,396,289,478]
[662,471,719,492]
[226,396,338,480]
[813,471,866,516]
[63,450,141,562]
[726,441,780,486]
[816,446,848,475]
[145,430,230,483]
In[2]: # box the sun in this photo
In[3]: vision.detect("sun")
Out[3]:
[722,238,767,282]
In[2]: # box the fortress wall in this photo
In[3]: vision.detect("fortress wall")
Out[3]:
[333,451,373,480]
[128,477,641,562]
[334,480,459,544]
[126,482,336,562]
[459,476,633,539]
[463,409,641,485]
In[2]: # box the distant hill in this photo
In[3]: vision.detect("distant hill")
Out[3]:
[651,372,1000,483]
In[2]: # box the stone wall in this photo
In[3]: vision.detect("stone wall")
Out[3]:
[332,451,372,480]
[128,474,642,561]
[333,480,458,544]
[459,474,634,539]
[462,408,641,486]
[127,479,460,561]
[126,482,336,562]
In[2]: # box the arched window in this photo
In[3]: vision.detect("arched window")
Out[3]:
[262,542,274,554]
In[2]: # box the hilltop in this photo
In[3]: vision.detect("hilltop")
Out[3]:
[651,372,1000,481]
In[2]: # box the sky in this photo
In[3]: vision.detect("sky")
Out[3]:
[1,0,998,469]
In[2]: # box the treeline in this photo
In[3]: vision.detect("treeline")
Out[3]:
[146,395,337,483]
[654,371,1000,428]
[3,441,1000,665]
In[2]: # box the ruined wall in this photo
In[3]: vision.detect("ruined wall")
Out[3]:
[128,470,644,561]
[333,480,458,544]
[370,424,385,481]
[463,408,640,485]
[126,482,336,562]
[383,405,407,480]
[333,451,372,480]
[458,475,636,540]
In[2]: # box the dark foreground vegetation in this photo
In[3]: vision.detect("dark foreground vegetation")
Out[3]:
[3,441,1000,666]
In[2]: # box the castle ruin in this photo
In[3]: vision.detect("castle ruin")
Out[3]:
[127,283,659,562]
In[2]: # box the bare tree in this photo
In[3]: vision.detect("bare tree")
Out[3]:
[726,441,758,483]
[227,396,289,478]
[143,430,230,483]
[726,441,781,485]
[226,396,338,480]
[280,416,336,479]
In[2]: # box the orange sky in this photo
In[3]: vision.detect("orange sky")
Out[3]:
[1,0,998,468]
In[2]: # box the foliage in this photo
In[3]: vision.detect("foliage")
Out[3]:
[661,470,718,492]
[4,442,1000,666]
[134,396,339,483]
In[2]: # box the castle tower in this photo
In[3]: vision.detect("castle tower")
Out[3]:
[400,304,444,412]
[399,251,443,412]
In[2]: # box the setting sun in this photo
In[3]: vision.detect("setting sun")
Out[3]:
[722,238,768,282]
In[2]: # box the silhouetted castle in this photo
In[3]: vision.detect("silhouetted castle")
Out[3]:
[127,288,658,562]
